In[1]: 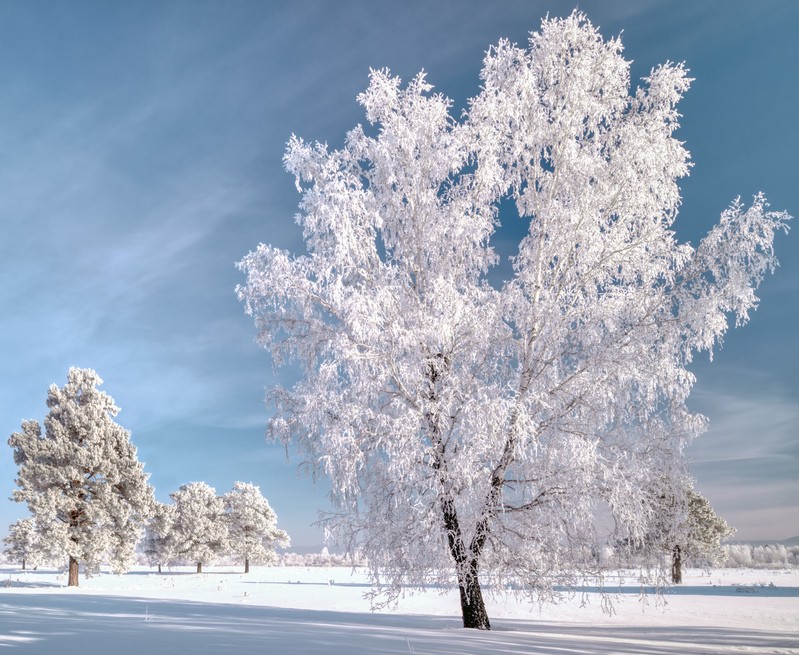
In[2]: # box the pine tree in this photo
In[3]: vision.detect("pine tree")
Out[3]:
[223,482,289,573]
[3,517,42,570]
[8,368,155,586]
[143,501,176,573]
[168,482,227,573]
[633,477,735,583]
[671,488,735,583]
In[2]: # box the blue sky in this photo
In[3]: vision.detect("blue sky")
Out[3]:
[1,1,797,549]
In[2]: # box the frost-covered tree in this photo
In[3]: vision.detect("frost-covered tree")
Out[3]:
[237,12,788,629]
[8,368,155,586]
[143,501,176,573]
[223,481,289,573]
[168,482,227,573]
[671,488,735,583]
[628,477,734,583]
[3,517,43,570]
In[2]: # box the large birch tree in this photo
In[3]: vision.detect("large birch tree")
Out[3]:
[237,12,788,629]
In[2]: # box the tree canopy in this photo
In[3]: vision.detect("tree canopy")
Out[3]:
[168,481,228,574]
[8,368,155,585]
[224,481,289,573]
[237,11,788,629]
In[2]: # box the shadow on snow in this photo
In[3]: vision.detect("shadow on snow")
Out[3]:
[0,593,796,655]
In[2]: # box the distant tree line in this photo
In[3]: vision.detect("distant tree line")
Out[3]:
[143,480,288,574]
[4,368,288,584]
[722,543,799,569]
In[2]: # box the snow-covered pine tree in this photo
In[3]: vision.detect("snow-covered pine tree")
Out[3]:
[8,368,155,586]
[237,11,789,629]
[636,477,736,583]
[168,482,227,573]
[672,488,735,583]
[143,501,176,573]
[3,517,42,570]
[223,481,289,573]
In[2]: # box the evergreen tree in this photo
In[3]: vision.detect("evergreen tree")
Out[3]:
[143,501,176,573]
[3,517,42,570]
[671,488,735,583]
[223,482,289,573]
[8,368,155,586]
[168,482,227,573]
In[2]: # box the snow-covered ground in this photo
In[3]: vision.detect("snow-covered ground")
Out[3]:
[1,565,797,654]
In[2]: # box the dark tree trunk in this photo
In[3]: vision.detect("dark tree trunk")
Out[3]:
[21,557,26,571]
[457,563,491,630]
[68,556,79,587]
[157,563,162,574]
[441,493,491,629]
[245,558,250,574]
[672,545,682,584]
[427,355,492,629]
[197,561,202,574]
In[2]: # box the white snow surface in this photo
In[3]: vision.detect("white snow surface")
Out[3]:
[1,565,796,654]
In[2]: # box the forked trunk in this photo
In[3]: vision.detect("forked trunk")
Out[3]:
[68,556,79,587]
[196,561,202,574]
[441,492,491,629]
[671,545,682,584]
[427,357,492,630]
[245,558,250,574]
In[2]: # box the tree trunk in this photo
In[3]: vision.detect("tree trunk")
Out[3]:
[68,556,79,587]
[157,563,162,574]
[440,493,491,629]
[196,561,202,574]
[427,357,491,629]
[457,563,491,630]
[21,557,26,571]
[245,557,250,574]
[671,545,682,584]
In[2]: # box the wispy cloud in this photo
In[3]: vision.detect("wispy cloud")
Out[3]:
[688,386,799,539]
[1,0,796,548]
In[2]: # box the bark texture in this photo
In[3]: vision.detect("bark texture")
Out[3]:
[68,556,79,587]
[672,545,682,584]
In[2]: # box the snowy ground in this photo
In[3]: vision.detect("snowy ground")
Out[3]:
[1,565,797,654]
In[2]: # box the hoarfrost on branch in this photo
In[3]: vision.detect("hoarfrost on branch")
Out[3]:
[237,12,788,629]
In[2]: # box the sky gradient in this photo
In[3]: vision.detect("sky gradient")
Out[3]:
[1,0,797,549]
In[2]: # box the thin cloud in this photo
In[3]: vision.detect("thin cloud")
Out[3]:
[688,386,799,540]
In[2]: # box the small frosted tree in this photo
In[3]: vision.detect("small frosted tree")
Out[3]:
[143,501,176,573]
[3,517,43,570]
[8,368,155,586]
[168,482,227,573]
[237,12,788,629]
[223,481,290,573]
[671,488,735,583]
[628,477,733,583]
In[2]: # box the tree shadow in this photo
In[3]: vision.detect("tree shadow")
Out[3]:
[0,579,62,589]
[0,593,795,654]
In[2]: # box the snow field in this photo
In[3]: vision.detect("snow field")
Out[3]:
[1,566,797,654]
